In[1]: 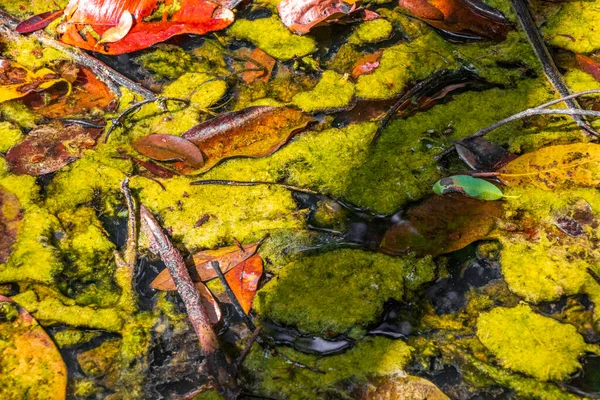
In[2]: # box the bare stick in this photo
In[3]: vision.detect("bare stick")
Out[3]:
[140,205,239,399]
[587,268,600,286]
[114,178,138,313]
[191,179,318,195]
[0,11,156,100]
[510,0,598,137]
[235,326,262,370]
[211,261,256,331]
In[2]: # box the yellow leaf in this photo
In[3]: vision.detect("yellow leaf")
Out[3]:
[498,143,600,190]
[0,60,68,103]
[97,10,133,45]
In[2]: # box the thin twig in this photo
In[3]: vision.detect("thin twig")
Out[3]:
[587,268,600,286]
[510,0,598,137]
[191,179,318,195]
[211,261,256,331]
[0,10,156,100]
[235,326,262,370]
[114,178,138,313]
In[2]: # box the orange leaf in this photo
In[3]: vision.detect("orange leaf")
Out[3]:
[576,54,600,82]
[98,9,133,44]
[351,50,382,79]
[242,48,277,84]
[224,254,263,314]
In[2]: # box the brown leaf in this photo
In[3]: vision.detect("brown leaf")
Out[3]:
[133,134,205,168]
[0,59,67,103]
[354,375,449,400]
[455,137,517,170]
[0,295,67,400]
[16,9,65,34]
[278,0,365,35]
[181,106,312,173]
[224,253,263,313]
[576,54,600,82]
[98,10,133,44]
[6,121,102,176]
[242,48,277,84]
[351,50,382,79]
[196,281,222,325]
[397,0,511,41]
[379,194,503,256]
[498,143,600,190]
[152,236,267,291]
[0,188,23,264]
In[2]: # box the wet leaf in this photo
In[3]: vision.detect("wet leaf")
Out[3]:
[181,106,312,173]
[379,194,503,256]
[224,253,263,313]
[152,236,267,290]
[0,295,67,400]
[0,187,23,264]
[278,0,367,35]
[6,121,103,176]
[15,9,64,34]
[242,48,277,84]
[0,59,68,103]
[196,281,222,325]
[433,175,504,200]
[498,143,600,190]
[354,375,449,400]
[576,54,600,82]
[98,10,133,45]
[455,137,517,170]
[351,50,382,79]
[133,134,205,168]
[397,0,511,41]
[56,0,235,54]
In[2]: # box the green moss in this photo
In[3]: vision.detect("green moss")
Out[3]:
[0,0,68,19]
[4,36,70,70]
[476,305,598,381]
[137,45,208,80]
[228,17,316,60]
[348,19,394,45]
[0,101,40,130]
[161,73,228,110]
[292,70,355,112]
[246,337,413,399]
[543,1,600,54]
[255,249,435,334]
[53,329,101,348]
[0,122,23,152]
[326,43,366,73]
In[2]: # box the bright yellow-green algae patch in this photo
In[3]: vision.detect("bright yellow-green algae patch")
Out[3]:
[0,0,67,19]
[292,70,355,112]
[245,337,413,399]
[255,249,435,334]
[477,305,599,381]
[136,44,219,81]
[347,19,393,45]
[227,16,316,60]
[542,1,600,54]
[0,122,23,152]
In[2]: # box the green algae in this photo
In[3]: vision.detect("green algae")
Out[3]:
[0,122,23,152]
[476,304,598,381]
[0,101,41,130]
[255,249,435,334]
[0,0,68,19]
[348,19,394,45]
[292,70,355,112]
[543,1,600,54]
[227,16,316,61]
[136,45,210,81]
[53,329,101,348]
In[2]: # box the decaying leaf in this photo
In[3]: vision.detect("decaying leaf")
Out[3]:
[133,134,205,168]
[152,236,267,290]
[15,10,64,33]
[0,60,68,103]
[433,175,504,200]
[354,375,449,400]
[98,10,133,45]
[576,54,600,82]
[223,253,263,313]
[6,121,103,176]
[397,0,511,41]
[379,194,503,256]
[242,48,277,84]
[498,143,600,190]
[56,0,235,54]
[0,187,23,264]
[278,0,369,35]
[0,295,67,400]
[180,106,312,173]
[196,281,222,325]
[351,50,382,79]
[455,136,517,170]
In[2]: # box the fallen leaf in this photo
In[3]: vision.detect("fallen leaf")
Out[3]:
[351,50,382,79]
[433,175,504,200]
[15,9,65,34]
[0,188,23,264]
[498,143,600,190]
[56,0,235,54]
[455,136,517,170]
[6,121,103,176]
[152,236,267,291]
[278,0,367,35]
[0,59,68,104]
[224,253,263,313]
[0,295,67,400]
[242,48,277,84]
[379,194,503,256]
[98,9,133,45]
[576,54,600,82]
[397,0,511,41]
[354,375,449,400]
[180,106,312,173]
[133,134,205,168]
[196,281,222,325]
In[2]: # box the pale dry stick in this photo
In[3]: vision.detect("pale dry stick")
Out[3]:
[114,178,138,313]
[435,90,600,160]
[192,179,319,195]
[140,205,240,399]
[0,10,156,100]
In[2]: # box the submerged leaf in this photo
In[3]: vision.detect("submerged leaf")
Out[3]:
[15,10,64,34]
[196,281,222,325]
[498,143,600,190]
[351,50,382,79]
[0,295,67,399]
[0,188,23,264]
[6,121,103,176]
[0,60,68,103]
[433,175,504,200]
[380,194,503,256]
[133,134,205,168]
[180,106,312,173]
[278,0,365,35]
[241,48,277,84]
[98,9,133,44]
[576,54,600,82]
[455,137,517,170]
[224,253,263,313]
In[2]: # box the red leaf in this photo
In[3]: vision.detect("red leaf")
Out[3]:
[6,122,103,176]
[133,134,205,168]
[241,48,277,84]
[351,50,382,78]
[224,253,263,314]
[15,10,64,33]
[56,0,235,54]
[278,0,365,35]
[576,54,600,82]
